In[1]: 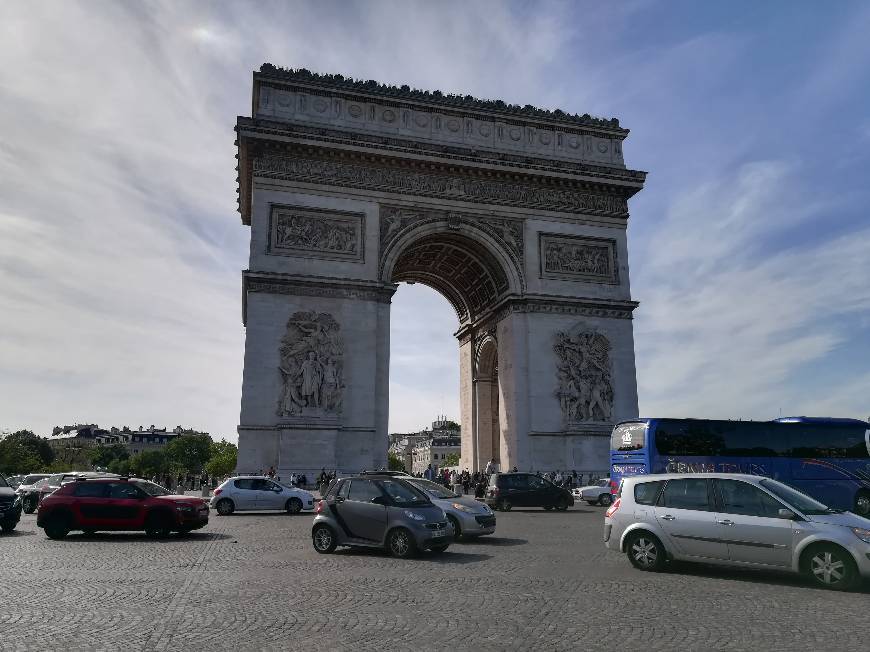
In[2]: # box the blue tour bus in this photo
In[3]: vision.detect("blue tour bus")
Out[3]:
[609,417,870,516]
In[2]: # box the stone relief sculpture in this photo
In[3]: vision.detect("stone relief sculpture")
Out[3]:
[270,206,363,261]
[277,311,343,417]
[540,235,616,282]
[554,330,613,423]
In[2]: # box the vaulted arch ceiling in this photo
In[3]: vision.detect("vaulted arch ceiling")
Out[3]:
[390,233,509,323]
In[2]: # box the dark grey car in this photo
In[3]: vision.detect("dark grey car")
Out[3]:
[311,475,453,557]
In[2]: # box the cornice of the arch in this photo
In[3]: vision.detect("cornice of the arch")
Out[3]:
[379,204,525,295]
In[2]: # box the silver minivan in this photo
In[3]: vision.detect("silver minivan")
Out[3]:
[605,473,870,590]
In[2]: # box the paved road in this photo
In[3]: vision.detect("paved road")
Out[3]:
[1,506,866,651]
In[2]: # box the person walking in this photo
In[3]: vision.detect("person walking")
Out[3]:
[484,458,496,476]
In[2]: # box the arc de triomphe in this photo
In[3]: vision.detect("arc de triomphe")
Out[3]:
[234,64,646,475]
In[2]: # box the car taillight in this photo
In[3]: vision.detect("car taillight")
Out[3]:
[605,498,621,518]
[314,500,324,514]
[213,488,222,496]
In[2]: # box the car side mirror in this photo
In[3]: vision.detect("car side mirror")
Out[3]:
[777,508,797,520]
[371,496,387,506]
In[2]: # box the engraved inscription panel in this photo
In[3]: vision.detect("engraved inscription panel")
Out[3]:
[539,234,617,283]
[269,205,364,262]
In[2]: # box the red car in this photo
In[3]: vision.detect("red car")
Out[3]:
[37,477,209,539]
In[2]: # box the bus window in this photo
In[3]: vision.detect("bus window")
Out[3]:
[786,425,869,459]
[611,422,646,452]
[719,422,780,457]
[655,421,723,456]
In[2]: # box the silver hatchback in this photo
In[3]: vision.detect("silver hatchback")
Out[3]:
[605,473,870,590]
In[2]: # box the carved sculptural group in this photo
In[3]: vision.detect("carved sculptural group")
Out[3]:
[277,311,343,417]
[554,330,614,424]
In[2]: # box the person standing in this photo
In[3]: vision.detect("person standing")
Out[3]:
[484,458,496,476]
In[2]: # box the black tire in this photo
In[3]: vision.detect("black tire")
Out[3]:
[625,531,666,572]
[429,544,450,554]
[555,496,570,511]
[23,496,37,514]
[543,505,554,511]
[215,499,235,516]
[1,522,15,534]
[598,493,613,507]
[386,528,417,558]
[447,515,462,541]
[312,524,337,554]
[145,512,173,538]
[43,512,72,540]
[499,499,512,512]
[285,497,303,514]
[802,544,858,591]
[854,491,870,517]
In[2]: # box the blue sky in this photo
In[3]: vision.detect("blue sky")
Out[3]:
[1,0,868,440]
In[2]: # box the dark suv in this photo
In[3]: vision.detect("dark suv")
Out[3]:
[37,477,209,539]
[485,473,574,511]
[0,474,22,533]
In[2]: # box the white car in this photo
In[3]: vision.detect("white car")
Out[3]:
[573,479,613,506]
[210,476,315,515]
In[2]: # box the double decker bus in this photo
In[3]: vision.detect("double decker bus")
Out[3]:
[609,417,870,515]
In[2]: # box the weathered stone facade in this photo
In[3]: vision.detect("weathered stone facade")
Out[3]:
[235,64,646,476]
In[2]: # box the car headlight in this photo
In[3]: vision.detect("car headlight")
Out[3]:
[404,510,425,521]
[451,502,477,513]
[851,527,870,544]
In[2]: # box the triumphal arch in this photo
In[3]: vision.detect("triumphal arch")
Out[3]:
[234,64,646,475]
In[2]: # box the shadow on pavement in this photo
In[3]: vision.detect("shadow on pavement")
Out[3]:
[332,546,492,564]
[59,531,234,543]
[0,529,35,537]
[501,508,597,515]
[665,560,870,594]
[461,536,527,547]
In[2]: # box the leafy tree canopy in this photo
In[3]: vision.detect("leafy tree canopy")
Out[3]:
[164,434,213,473]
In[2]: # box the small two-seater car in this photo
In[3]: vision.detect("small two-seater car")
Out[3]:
[37,476,209,539]
[311,474,452,557]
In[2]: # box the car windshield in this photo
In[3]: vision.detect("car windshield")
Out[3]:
[759,479,835,515]
[133,480,171,496]
[378,479,429,506]
[409,479,458,499]
[47,474,64,485]
[33,478,50,488]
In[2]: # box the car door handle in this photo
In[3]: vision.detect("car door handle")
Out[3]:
[717,519,735,526]
[660,514,676,521]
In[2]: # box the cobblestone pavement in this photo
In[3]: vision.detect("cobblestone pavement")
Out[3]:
[1,506,867,651]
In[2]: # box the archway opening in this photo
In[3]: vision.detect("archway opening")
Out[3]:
[386,229,513,473]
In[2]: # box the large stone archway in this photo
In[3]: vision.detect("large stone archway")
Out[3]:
[234,64,646,476]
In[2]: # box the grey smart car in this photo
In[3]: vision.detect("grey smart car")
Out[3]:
[311,474,453,557]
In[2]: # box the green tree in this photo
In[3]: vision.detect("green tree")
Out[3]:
[164,434,212,473]
[128,450,168,478]
[387,451,405,472]
[5,430,54,467]
[90,444,129,469]
[443,452,460,467]
[49,445,92,470]
[0,439,42,475]
[205,440,237,479]
[107,458,131,475]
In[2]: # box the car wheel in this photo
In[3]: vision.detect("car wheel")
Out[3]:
[447,515,462,541]
[555,496,570,511]
[312,524,337,554]
[145,513,173,538]
[215,499,235,516]
[803,544,858,591]
[43,512,71,540]
[499,500,512,512]
[855,491,870,517]
[285,497,303,515]
[543,505,554,511]
[429,544,449,554]
[626,531,666,572]
[1,522,15,534]
[598,494,612,507]
[387,528,417,558]
[22,497,37,514]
